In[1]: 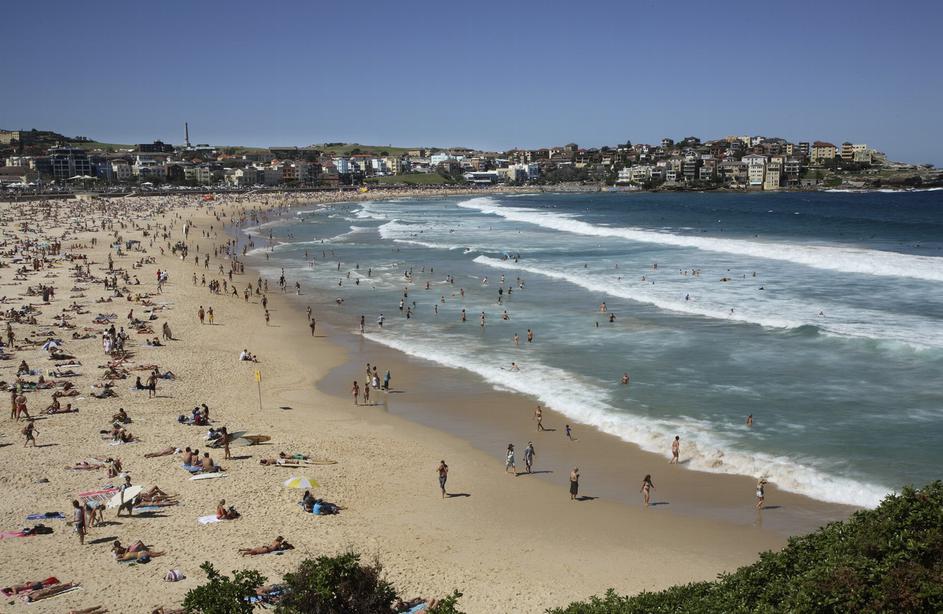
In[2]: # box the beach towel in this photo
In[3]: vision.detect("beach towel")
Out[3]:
[164,569,185,582]
[197,515,221,525]
[181,463,201,473]
[1,577,59,598]
[132,505,164,513]
[26,512,65,521]
[404,603,431,614]
[0,530,32,540]
[23,584,82,602]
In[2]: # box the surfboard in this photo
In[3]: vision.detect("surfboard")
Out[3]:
[231,435,270,447]
[242,435,271,445]
[190,472,228,481]
[106,485,143,509]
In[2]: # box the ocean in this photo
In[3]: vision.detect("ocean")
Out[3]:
[244,190,943,509]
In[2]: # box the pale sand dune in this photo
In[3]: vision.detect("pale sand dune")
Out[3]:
[0,194,829,613]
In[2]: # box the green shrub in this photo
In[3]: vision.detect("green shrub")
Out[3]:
[275,552,397,614]
[183,562,266,614]
[548,482,943,613]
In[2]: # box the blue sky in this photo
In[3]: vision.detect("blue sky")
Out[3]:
[4,0,942,164]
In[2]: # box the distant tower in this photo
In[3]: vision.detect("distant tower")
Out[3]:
[185,122,191,148]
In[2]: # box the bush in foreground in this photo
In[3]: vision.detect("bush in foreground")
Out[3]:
[549,482,943,613]
[183,552,464,614]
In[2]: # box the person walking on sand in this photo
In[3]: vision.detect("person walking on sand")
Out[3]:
[207,307,214,325]
[264,309,270,326]
[565,424,575,440]
[670,436,680,464]
[535,405,545,431]
[505,444,516,475]
[569,467,580,500]
[363,381,370,405]
[309,318,316,336]
[72,499,86,546]
[351,381,359,405]
[22,419,37,447]
[523,442,535,473]
[640,474,655,506]
[755,478,767,509]
[437,460,449,498]
[198,306,205,324]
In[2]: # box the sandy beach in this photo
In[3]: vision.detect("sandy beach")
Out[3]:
[0,192,854,613]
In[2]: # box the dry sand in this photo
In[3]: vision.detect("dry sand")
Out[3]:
[0,192,850,613]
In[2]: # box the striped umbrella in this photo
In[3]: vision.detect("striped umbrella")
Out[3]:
[283,476,318,490]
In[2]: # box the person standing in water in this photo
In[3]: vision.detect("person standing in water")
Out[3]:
[670,436,680,464]
[640,474,655,506]
[746,414,753,427]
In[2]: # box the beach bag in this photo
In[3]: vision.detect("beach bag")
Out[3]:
[164,569,185,582]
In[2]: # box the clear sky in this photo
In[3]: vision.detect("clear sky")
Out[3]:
[4,0,942,164]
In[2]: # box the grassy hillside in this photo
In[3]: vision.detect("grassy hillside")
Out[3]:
[314,143,419,156]
[550,482,943,613]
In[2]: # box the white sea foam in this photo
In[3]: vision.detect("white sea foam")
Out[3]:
[364,330,890,508]
[472,255,943,348]
[457,197,943,282]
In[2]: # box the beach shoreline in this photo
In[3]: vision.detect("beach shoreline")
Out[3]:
[0,193,854,613]
[233,198,859,537]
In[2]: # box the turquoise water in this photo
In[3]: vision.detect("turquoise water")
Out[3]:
[245,190,943,507]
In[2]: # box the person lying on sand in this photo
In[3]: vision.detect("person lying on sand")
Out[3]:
[144,446,178,458]
[239,536,294,556]
[279,452,309,461]
[111,539,152,557]
[46,402,78,414]
[66,459,106,470]
[138,486,174,503]
[68,607,108,614]
[24,582,79,602]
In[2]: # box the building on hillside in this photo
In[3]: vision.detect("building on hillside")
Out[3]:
[463,171,500,184]
[783,159,802,185]
[93,158,114,181]
[797,142,811,158]
[48,147,92,180]
[0,166,36,185]
[138,140,175,153]
[333,157,350,175]
[110,160,132,181]
[811,141,837,161]
[720,160,748,185]
[5,156,32,167]
[0,130,22,144]
[743,154,766,188]
[852,144,872,164]
[840,142,855,161]
[763,161,782,190]
[681,158,701,182]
